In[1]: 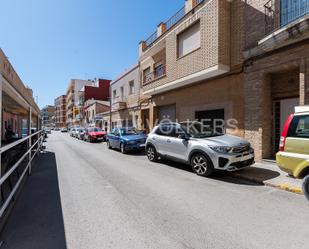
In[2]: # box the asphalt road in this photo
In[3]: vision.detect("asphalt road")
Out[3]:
[4,132,309,249]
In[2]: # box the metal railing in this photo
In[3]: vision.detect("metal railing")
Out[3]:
[145,32,158,47]
[165,6,186,30]
[143,0,205,49]
[143,64,166,85]
[264,0,309,34]
[0,130,44,218]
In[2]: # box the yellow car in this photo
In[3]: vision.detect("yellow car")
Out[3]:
[276,106,309,178]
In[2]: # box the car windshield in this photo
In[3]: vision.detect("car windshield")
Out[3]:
[89,128,102,132]
[120,128,138,136]
[180,122,223,138]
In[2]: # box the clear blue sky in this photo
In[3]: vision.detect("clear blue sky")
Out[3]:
[0,0,183,108]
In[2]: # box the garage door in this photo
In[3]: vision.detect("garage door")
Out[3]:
[158,105,176,122]
[195,109,225,133]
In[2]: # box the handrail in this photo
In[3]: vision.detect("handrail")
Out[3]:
[143,0,205,49]
[0,129,44,218]
[0,130,41,154]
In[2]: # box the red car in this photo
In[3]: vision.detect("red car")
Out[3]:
[84,127,106,142]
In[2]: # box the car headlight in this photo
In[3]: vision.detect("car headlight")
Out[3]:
[209,146,233,154]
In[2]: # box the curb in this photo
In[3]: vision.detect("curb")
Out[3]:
[265,182,303,195]
[231,173,304,195]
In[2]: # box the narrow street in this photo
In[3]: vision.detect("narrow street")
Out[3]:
[2,132,308,249]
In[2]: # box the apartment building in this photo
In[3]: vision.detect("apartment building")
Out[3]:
[84,99,110,127]
[66,79,94,127]
[139,0,245,135]
[110,65,141,129]
[77,78,111,126]
[54,95,66,128]
[243,0,309,160]
[41,105,55,127]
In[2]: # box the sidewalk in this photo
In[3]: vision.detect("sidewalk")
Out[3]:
[230,161,303,194]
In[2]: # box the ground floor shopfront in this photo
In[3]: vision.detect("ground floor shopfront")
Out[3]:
[244,43,309,161]
[141,72,245,138]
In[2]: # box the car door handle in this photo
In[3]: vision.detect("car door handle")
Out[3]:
[167,139,171,143]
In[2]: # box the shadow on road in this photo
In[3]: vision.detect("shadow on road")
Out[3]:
[159,159,266,186]
[0,151,67,249]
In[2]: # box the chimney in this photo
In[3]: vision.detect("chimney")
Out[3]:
[139,41,147,56]
[185,0,198,13]
[26,87,33,97]
[157,22,166,37]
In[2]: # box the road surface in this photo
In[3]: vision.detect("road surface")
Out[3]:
[2,132,309,249]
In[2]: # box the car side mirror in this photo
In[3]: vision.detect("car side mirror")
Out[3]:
[178,133,189,140]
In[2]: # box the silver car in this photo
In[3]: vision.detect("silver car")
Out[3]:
[145,122,254,177]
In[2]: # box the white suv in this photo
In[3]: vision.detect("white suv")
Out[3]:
[145,122,254,177]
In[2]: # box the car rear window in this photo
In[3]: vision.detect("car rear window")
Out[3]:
[287,115,309,138]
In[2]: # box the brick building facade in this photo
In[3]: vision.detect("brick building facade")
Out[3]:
[139,0,245,136]
[243,1,309,160]
[54,95,66,128]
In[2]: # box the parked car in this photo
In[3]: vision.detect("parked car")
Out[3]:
[44,127,51,134]
[77,128,86,140]
[84,127,106,142]
[145,122,254,177]
[61,127,68,133]
[54,127,60,131]
[276,106,309,178]
[107,128,147,154]
[70,128,80,138]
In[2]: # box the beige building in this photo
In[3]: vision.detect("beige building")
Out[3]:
[66,79,94,127]
[84,99,110,127]
[54,95,66,128]
[110,65,142,130]
[139,0,245,136]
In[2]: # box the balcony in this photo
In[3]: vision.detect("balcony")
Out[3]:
[112,100,127,111]
[142,0,205,51]
[140,0,231,95]
[264,0,309,34]
[143,64,166,85]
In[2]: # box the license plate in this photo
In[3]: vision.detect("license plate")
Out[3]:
[97,137,103,140]
[139,144,146,147]
[241,154,254,161]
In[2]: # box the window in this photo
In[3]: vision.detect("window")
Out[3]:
[143,67,151,83]
[120,87,124,101]
[113,90,116,101]
[154,62,165,78]
[288,115,309,138]
[129,80,135,94]
[177,21,201,58]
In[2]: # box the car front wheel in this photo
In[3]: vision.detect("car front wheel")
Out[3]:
[120,143,126,154]
[107,140,112,149]
[146,145,158,162]
[191,153,214,177]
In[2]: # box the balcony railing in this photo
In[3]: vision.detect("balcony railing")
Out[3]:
[143,0,205,49]
[112,101,127,111]
[265,0,309,34]
[143,64,166,85]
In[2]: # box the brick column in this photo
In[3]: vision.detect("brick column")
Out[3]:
[244,71,272,162]
[299,58,309,105]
